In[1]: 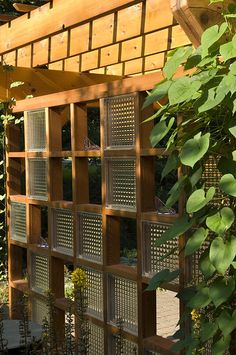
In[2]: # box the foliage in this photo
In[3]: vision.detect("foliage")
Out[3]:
[144,1,236,354]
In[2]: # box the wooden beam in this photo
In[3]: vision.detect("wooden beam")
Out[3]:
[0,64,121,101]
[170,0,230,47]
[13,3,38,13]
[0,13,17,22]
[0,0,136,54]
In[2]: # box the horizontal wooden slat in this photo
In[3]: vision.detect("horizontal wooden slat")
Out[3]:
[0,0,136,53]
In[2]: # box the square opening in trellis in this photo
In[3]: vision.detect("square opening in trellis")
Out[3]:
[28,158,48,200]
[104,93,137,149]
[63,158,72,201]
[77,211,103,264]
[30,253,49,295]
[120,217,137,267]
[86,105,100,150]
[62,119,71,151]
[105,158,136,210]
[10,244,27,281]
[7,116,25,152]
[52,208,73,256]
[10,202,27,243]
[8,157,26,196]
[26,109,46,151]
[108,274,138,334]
[156,289,179,339]
[88,158,102,204]
[29,205,48,247]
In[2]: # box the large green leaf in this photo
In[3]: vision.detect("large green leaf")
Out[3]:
[212,335,231,355]
[220,174,236,197]
[166,175,188,208]
[198,87,226,113]
[189,166,203,187]
[186,187,215,213]
[209,277,235,307]
[168,76,201,106]
[164,46,192,79]
[201,23,228,58]
[146,269,180,291]
[220,34,236,61]
[143,80,172,108]
[180,132,210,168]
[200,250,216,279]
[217,73,236,96]
[229,125,236,138]
[217,310,236,338]
[210,236,236,274]
[150,117,175,147]
[200,322,218,342]
[161,153,179,180]
[155,213,195,247]
[206,207,235,235]
[185,228,208,256]
[187,287,211,309]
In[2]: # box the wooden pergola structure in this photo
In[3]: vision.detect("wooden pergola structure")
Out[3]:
[3,0,226,354]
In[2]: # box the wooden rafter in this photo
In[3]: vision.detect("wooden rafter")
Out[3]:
[0,13,17,22]
[13,3,39,13]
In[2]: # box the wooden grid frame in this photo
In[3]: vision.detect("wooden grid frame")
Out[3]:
[6,73,183,355]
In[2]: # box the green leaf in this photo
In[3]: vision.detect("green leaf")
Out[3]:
[210,236,236,274]
[210,277,235,307]
[186,187,215,213]
[146,269,180,291]
[200,250,216,279]
[189,166,203,187]
[201,23,228,58]
[217,310,236,338]
[150,117,175,147]
[143,80,172,108]
[217,73,236,96]
[206,207,235,235]
[200,322,218,342]
[180,132,210,168]
[155,213,195,247]
[229,125,236,138]
[220,34,236,61]
[220,173,236,197]
[187,287,211,309]
[212,335,231,355]
[166,175,188,208]
[168,77,201,106]
[185,228,208,256]
[164,47,192,79]
[161,153,179,180]
[198,87,226,113]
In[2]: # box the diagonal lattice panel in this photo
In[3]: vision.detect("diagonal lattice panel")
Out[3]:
[31,253,49,294]
[10,202,27,243]
[52,208,73,256]
[106,158,136,210]
[28,158,48,200]
[104,93,137,149]
[27,109,46,151]
[78,212,103,263]
[108,275,138,334]
[142,221,179,284]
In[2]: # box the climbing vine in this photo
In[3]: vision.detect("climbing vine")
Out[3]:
[145,1,236,354]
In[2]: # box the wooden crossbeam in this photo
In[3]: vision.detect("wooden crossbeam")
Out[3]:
[0,13,17,22]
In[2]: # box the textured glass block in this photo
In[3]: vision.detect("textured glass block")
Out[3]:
[106,158,136,210]
[83,267,103,319]
[52,208,73,256]
[28,158,48,200]
[104,93,136,149]
[156,289,179,338]
[110,335,138,354]
[27,109,46,151]
[144,351,161,355]
[142,221,179,284]
[10,202,26,243]
[88,322,104,355]
[108,275,138,334]
[32,298,48,325]
[31,254,49,294]
[78,212,103,263]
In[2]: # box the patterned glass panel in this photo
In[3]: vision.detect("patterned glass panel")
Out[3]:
[28,158,48,200]
[27,109,46,151]
[87,322,104,355]
[31,253,49,294]
[144,351,161,355]
[32,298,48,324]
[10,202,26,243]
[104,94,136,149]
[106,158,136,210]
[52,208,73,256]
[78,212,103,263]
[83,267,103,319]
[108,275,138,334]
[110,335,138,354]
[142,221,179,284]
